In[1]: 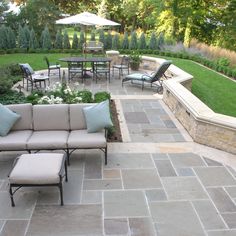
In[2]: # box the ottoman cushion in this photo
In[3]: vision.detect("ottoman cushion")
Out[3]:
[9,153,64,185]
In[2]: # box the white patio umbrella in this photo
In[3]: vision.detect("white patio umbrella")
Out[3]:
[56,12,120,56]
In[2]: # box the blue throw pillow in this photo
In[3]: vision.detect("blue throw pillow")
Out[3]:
[21,63,34,74]
[0,104,21,136]
[83,100,113,133]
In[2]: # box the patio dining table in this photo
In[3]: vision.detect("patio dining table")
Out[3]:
[59,57,112,81]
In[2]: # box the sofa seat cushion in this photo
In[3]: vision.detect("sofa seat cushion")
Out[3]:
[9,153,64,185]
[68,130,106,149]
[0,130,32,151]
[27,131,69,150]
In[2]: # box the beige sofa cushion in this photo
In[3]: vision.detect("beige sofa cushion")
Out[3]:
[9,153,64,184]
[69,103,96,130]
[7,103,33,130]
[27,131,69,149]
[0,130,32,150]
[67,130,106,148]
[33,104,69,131]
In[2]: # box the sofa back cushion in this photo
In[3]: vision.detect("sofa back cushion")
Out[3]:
[33,104,69,131]
[70,104,96,130]
[7,103,33,130]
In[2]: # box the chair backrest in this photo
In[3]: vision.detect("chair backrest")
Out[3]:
[121,56,130,66]
[68,61,83,70]
[44,56,50,68]
[151,60,172,82]
[19,63,35,75]
[19,64,33,81]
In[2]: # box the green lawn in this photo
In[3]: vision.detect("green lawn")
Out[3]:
[0,53,235,117]
[162,57,236,117]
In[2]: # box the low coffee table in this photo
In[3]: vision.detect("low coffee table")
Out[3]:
[8,153,68,206]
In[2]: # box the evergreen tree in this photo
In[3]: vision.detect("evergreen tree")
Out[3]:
[112,34,120,49]
[23,25,31,49]
[18,25,27,48]
[138,32,146,49]
[90,30,96,41]
[42,26,52,49]
[63,30,70,49]
[99,29,105,45]
[122,32,129,49]
[55,30,63,49]
[8,27,16,49]
[29,28,38,49]
[0,25,8,49]
[79,31,85,49]
[129,31,138,50]
[105,31,112,49]
[157,33,165,50]
[149,32,157,50]
[72,32,79,49]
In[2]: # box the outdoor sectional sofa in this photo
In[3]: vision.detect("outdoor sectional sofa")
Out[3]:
[0,103,108,164]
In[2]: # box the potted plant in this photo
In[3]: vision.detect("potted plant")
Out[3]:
[129,51,142,70]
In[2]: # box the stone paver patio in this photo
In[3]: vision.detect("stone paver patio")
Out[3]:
[1,71,236,235]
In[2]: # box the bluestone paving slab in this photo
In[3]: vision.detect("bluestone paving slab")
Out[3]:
[172,133,186,142]
[163,120,176,128]
[176,167,195,176]
[154,160,177,177]
[26,205,103,236]
[81,191,102,204]
[150,201,205,236]
[36,187,60,205]
[103,169,121,179]
[225,186,236,198]
[84,152,102,179]
[169,153,205,167]
[145,189,167,202]
[104,218,129,235]
[104,190,149,217]
[194,167,236,187]
[204,157,223,166]
[63,170,83,204]
[207,187,236,213]
[0,220,4,232]
[0,161,13,179]
[226,166,236,178]
[83,179,122,190]
[124,112,149,124]
[0,191,37,219]
[207,230,236,236]
[192,200,226,230]
[161,177,208,200]
[105,153,154,169]
[0,220,28,236]
[122,169,162,189]
[152,153,168,160]
[129,217,156,236]
[221,213,236,228]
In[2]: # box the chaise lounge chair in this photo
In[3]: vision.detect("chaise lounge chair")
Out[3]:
[122,60,172,92]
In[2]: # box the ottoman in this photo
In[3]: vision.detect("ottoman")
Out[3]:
[8,153,68,206]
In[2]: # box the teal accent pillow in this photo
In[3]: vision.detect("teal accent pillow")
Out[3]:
[83,100,113,133]
[21,63,34,74]
[0,104,21,136]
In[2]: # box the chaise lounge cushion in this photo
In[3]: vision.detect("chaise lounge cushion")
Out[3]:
[67,130,106,149]
[9,153,64,184]
[7,103,33,131]
[33,104,69,131]
[27,131,69,150]
[0,130,33,150]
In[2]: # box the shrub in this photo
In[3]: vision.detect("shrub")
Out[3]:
[41,26,52,50]
[29,28,38,49]
[8,27,16,49]
[18,25,27,49]
[63,30,71,49]
[216,57,230,67]
[90,31,96,41]
[129,31,138,50]
[105,32,112,50]
[77,90,93,103]
[112,34,120,50]
[157,33,165,49]
[149,32,157,50]
[0,25,8,49]
[55,30,63,49]
[0,91,26,105]
[122,32,129,49]
[138,32,146,49]
[99,29,105,45]
[79,31,85,49]
[72,32,79,49]
[94,91,111,103]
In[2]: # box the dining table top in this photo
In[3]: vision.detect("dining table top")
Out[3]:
[59,57,112,63]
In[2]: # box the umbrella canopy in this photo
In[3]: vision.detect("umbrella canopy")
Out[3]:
[56,12,120,26]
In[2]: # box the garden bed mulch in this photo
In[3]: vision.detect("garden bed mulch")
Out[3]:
[108,99,122,142]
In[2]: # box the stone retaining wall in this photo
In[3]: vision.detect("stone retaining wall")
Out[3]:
[106,51,236,154]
